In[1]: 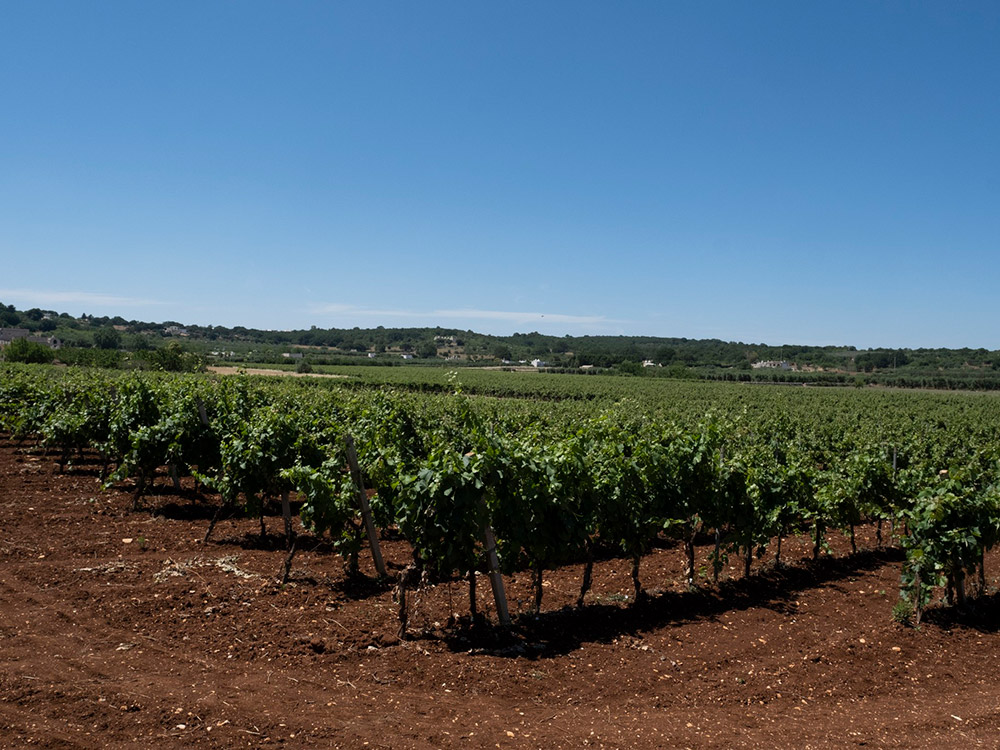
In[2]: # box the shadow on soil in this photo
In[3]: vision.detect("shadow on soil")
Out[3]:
[427,548,904,659]
[923,590,1000,634]
[153,496,223,521]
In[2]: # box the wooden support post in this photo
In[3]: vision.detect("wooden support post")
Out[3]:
[478,497,511,629]
[281,490,293,549]
[280,533,298,586]
[577,543,594,608]
[980,548,987,597]
[395,565,420,639]
[203,500,232,544]
[195,400,211,494]
[344,434,387,578]
[713,528,722,582]
[468,568,478,620]
[685,524,698,587]
[169,463,182,491]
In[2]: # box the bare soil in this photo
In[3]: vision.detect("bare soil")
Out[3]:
[2,437,1000,749]
[206,367,349,379]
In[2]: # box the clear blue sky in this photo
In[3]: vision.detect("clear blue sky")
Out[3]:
[2,2,998,349]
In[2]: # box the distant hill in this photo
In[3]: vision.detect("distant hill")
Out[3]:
[3,300,1000,390]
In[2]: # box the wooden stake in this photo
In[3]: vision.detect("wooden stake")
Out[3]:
[632,554,643,602]
[577,543,594,608]
[281,490,293,549]
[132,470,146,512]
[980,548,987,597]
[713,528,722,582]
[344,434,387,578]
[203,500,232,544]
[280,533,298,586]
[395,565,421,639]
[478,497,511,628]
[533,565,544,615]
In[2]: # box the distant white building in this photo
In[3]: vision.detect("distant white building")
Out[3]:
[752,360,792,370]
[530,358,548,368]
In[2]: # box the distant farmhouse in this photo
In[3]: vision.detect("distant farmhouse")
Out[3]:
[752,360,792,370]
[0,328,62,350]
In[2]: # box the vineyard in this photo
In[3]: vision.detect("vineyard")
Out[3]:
[3,363,1000,747]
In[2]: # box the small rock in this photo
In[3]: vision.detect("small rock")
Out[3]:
[308,638,326,654]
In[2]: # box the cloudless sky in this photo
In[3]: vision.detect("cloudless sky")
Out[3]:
[1,2,998,349]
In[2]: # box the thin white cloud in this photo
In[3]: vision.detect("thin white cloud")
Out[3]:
[436,308,610,325]
[311,303,616,326]
[0,288,164,308]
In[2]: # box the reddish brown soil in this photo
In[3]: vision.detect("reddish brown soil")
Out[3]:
[2,437,1000,749]
[205,367,349,380]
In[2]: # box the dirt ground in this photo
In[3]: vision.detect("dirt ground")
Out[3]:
[2,437,1000,749]
[205,367,349,379]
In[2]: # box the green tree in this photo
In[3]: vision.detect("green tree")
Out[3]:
[93,327,121,350]
[125,333,153,350]
[3,338,53,364]
[617,360,643,376]
[492,344,512,361]
[654,346,676,364]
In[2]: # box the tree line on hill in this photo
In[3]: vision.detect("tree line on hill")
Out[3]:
[3,301,1000,388]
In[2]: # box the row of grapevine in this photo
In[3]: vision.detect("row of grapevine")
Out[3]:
[3,363,1000,628]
